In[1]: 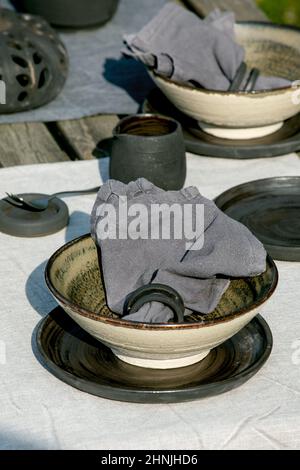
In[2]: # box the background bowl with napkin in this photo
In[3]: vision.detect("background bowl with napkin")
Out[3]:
[123,4,300,139]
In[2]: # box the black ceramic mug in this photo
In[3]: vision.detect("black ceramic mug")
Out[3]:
[110,114,186,190]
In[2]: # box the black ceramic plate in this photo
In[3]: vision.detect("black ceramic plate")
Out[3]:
[142,89,300,159]
[215,176,300,262]
[0,194,69,237]
[36,307,273,404]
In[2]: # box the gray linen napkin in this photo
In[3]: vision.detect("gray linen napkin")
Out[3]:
[123,3,290,91]
[91,178,266,323]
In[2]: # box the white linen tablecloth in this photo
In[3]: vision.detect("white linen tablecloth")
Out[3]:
[0,153,300,450]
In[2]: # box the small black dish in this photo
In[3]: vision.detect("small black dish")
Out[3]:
[215,176,300,262]
[36,307,273,404]
[0,193,69,237]
[143,88,300,159]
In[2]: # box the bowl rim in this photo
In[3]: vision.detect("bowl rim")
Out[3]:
[45,233,279,330]
[151,21,300,96]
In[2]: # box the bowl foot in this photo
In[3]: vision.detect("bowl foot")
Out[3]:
[111,349,210,369]
[198,121,284,140]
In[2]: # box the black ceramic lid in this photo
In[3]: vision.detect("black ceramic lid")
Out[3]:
[0,193,69,237]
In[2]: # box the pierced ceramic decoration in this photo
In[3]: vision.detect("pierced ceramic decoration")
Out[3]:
[150,23,300,140]
[45,234,278,370]
[11,0,119,28]
[0,9,68,114]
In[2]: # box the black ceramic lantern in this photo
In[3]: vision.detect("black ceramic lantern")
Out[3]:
[0,9,68,114]
[11,0,120,28]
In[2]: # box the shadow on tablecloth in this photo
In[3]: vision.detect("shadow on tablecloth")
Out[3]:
[25,210,91,318]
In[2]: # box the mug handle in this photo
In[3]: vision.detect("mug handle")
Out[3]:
[123,283,185,323]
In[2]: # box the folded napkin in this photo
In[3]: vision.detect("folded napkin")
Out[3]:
[91,179,266,323]
[123,3,290,91]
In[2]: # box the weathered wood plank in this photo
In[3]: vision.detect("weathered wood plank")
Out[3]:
[184,0,269,21]
[0,122,69,168]
[57,115,119,160]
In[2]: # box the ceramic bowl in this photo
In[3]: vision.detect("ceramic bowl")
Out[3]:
[45,234,278,369]
[150,22,300,140]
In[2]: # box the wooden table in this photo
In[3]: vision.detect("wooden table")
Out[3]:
[0,0,268,169]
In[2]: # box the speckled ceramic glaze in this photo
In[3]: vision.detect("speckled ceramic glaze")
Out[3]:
[150,23,300,140]
[45,234,278,369]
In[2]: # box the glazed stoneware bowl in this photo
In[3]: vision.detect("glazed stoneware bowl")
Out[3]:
[45,234,278,369]
[150,22,300,140]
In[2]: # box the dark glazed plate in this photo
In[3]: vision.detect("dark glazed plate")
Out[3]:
[36,307,273,404]
[143,89,300,159]
[215,177,300,262]
[0,194,69,237]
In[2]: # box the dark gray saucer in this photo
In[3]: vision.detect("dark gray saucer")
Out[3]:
[143,89,300,159]
[36,307,273,404]
[215,176,300,262]
[0,194,69,237]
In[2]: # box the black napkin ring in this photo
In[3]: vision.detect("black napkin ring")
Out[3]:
[228,61,248,91]
[123,283,185,323]
[244,67,260,92]
[229,63,261,92]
